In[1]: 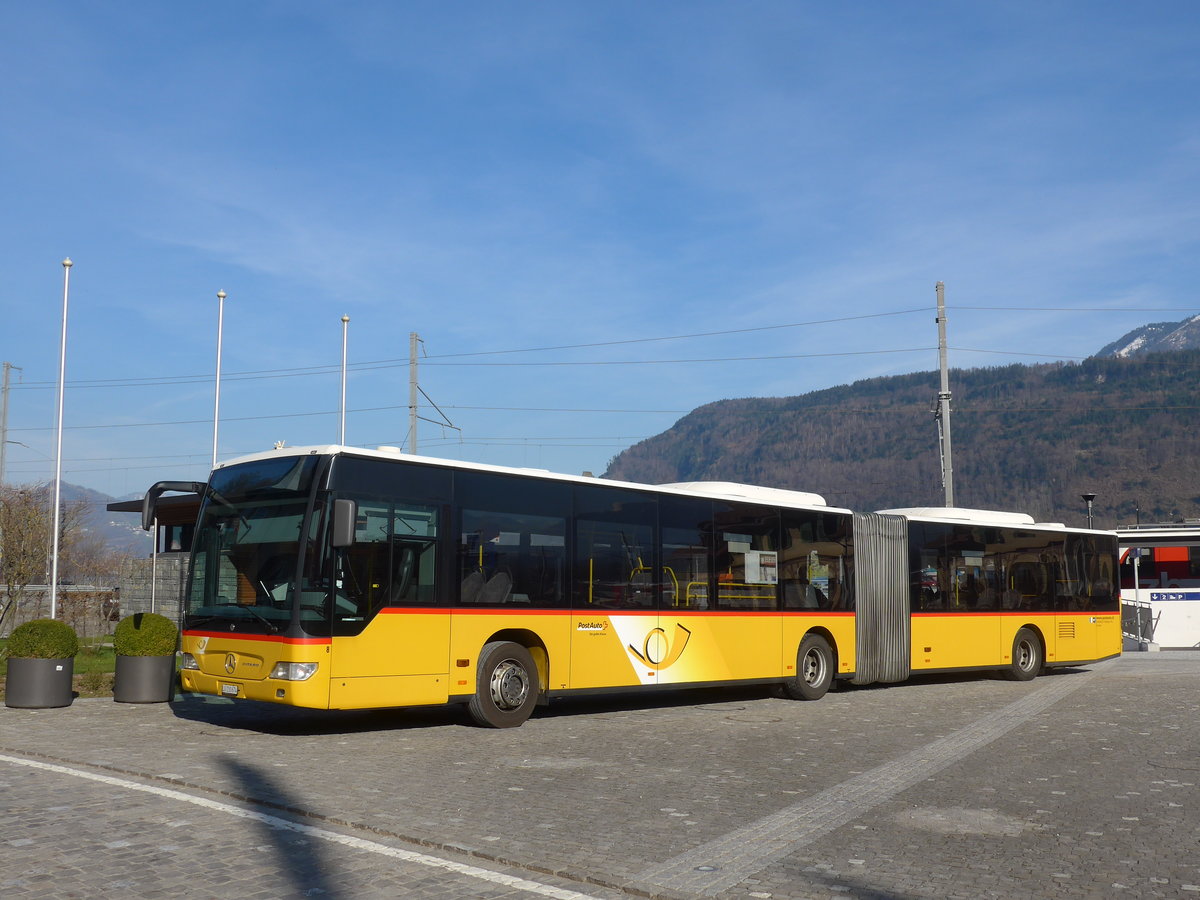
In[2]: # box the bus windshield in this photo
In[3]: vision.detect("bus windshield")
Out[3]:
[184,455,320,634]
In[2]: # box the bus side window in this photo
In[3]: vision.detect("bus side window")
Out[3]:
[459,511,566,607]
[335,499,439,632]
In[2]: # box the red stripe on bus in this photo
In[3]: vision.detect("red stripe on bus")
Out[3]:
[182,630,332,646]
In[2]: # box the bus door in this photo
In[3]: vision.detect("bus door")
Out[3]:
[654,502,781,687]
[909,523,1000,671]
[571,512,660,690]
[326,498,450,708]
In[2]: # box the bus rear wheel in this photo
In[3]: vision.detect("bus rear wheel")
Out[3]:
[784,634,834,701]
[1005,627,1043,682]
[467,641,539,728]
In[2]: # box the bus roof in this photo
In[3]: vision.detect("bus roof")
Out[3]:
[1116,522,1200,548]
[661,481,830,508]
[877,506,1037,525]
[212,445,847,512]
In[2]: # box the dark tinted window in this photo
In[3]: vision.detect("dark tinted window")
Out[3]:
[330,455,452,503]
[456,472,569,608]
[781,511,854,610]
[660,497,714,610]
[909,522,1066,613]
[713,505,779,610]
[574,485,657,609]
[1064,533,1119,612]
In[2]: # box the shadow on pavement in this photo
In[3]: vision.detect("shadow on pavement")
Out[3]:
[219,757,340,898]
[170,693,467,735]
[168,667,1100,736]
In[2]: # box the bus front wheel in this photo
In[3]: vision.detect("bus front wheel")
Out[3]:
[1005,628,1043,682]
[467,641,539,728]
[784,634,834,701]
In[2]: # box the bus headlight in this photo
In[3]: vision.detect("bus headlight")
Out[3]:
[269,662,319,681]
[180,653,200,670]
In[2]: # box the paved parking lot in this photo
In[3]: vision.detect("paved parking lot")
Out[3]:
[3,651,1198,899]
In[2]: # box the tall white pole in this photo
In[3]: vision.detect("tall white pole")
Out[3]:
[150,515,158,614]
[50,258,72,619]
[212,290,226,470]
[339,315,350,445]
[935,281,955,508]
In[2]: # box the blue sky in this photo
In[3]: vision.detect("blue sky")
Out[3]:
[1,1,1198,499]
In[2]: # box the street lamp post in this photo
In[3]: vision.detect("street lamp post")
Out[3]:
[50,258,72,620]
[1081,492,1096,529]
[212,290,227,470]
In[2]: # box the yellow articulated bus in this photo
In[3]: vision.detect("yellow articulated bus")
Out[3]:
[143,445,1121,728]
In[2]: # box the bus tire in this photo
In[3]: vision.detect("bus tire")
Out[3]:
[467,641,539,728]
[1005,627,1043,682]
[784,634,834,701]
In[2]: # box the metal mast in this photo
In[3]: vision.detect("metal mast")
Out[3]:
[0,362,21,485]
[408,332,419,453]
[935,281,955,507]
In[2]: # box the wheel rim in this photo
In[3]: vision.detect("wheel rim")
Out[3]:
[801,647,827,686]
[1015,638,1035,671]
[489,659,530,710]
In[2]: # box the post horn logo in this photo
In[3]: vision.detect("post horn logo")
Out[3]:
[628,623,692,670]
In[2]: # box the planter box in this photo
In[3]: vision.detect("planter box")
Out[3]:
[4,657,75,708]
[113,655,177,703]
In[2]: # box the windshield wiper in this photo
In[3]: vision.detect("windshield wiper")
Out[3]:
[237,605,279,633]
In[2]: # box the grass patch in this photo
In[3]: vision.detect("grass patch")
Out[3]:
[76,671,114,697]
[73,642,117,675]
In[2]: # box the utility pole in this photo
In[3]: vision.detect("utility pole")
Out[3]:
[0,362,21,485]
[935,281,955,508]
[408,332,420,454]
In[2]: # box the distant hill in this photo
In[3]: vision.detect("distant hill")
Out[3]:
[51,482,152,557]
[1096,314,1200,358]
[603,350,1200,529]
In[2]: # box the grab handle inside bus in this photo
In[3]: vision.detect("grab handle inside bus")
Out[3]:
[332,498,357,547]
[142,480,207,531]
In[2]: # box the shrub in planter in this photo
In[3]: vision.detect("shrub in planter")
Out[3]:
[114,612,178,657]
[4,618,80,708]
[112,612,179,703]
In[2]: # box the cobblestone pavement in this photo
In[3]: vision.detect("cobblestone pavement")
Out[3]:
[2,651,1197,899]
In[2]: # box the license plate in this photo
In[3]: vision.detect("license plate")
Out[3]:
[220,683,239,697]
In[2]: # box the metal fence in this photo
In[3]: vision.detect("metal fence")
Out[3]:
[1,586,121,640]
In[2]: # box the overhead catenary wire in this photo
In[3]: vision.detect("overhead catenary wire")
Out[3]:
[8,308,934,389]
[7,301,1200,486]
[10,302,1200,390]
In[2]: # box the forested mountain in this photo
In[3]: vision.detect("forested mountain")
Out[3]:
[603,350,1200,530]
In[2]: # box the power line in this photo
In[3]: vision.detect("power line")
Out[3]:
[951,306,1200,312]
[422,348,936,368]
[9,403,688,434]
[11,304,1200,390]
[10,308,932,389]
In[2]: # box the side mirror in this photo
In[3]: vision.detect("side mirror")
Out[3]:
[332,498,356,548]
[142,481,206,531]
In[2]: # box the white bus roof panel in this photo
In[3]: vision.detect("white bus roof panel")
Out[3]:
[661,481,830,509]
[877,507,1038,526]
